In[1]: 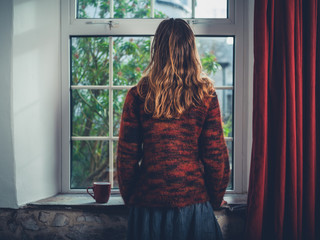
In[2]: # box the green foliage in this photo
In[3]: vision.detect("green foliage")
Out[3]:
[223,116,232,137]
[72,141,109,188]
[113,0,150,18]
[113,89,128,136]
[77,0,110,18]
[72,37,109,86]
[200,52,221,76]
[113,37,150,85]
[77,0,167,18]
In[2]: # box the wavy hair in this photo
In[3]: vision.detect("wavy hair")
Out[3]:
[136,18,214,119]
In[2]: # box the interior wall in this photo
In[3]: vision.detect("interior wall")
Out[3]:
[12,0,61,206]
[0,0,18,209]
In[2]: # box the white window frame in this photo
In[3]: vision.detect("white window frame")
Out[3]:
[61,0,250,194]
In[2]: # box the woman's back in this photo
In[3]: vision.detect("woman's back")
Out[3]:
[117,86,229,209]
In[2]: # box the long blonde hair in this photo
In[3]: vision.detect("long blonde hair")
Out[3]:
[137,18,214,119]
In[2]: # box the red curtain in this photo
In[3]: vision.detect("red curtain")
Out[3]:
[246,0,320,239]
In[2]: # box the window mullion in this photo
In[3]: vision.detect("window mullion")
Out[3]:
[71,85,108,90]
[109,37,114,187]
[224,137,233,141]
[70,85,135,90]
[72,136,112,141]
[71,136,119,141]
[110,0,114,18]
[214,86,234,90]
[109,2,114,185]
[192,0,195,18]
[151,0,154,18]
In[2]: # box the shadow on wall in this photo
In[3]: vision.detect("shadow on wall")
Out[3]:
[11,0,61,207]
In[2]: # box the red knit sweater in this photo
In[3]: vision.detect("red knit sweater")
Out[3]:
[117,86,230,209]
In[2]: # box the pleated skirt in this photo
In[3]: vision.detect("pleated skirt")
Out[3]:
[126,201,223,240]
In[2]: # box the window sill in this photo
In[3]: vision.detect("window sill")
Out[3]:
[222,193,247,212]
[224,193,247,205]
[26,193,247,211]
[26,193,126,212]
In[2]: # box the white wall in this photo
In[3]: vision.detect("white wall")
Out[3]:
[0,0,18,209]
[12,0,61,206]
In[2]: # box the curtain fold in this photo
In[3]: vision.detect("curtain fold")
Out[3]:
[246,0,320,239]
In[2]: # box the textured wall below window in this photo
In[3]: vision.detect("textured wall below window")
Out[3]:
[0,205,246,240]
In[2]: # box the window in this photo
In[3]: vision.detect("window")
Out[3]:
[62,0,247,193]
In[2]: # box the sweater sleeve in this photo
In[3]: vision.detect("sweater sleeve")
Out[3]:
[199,92,230,209]
[117,88,143,205]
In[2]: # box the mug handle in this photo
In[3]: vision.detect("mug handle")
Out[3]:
[86,186,95,199]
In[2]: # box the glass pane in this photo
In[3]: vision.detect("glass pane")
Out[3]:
[77,0,110,18]
[154,0,191,18]
[71,37,109,85]
[71,89,109,136]
[114,0,151,18]
[113,141,119,188]
[113,37,151,86]
[216,89,233,138]
[196,37,234,86]
[77,0,228,19]
[195,0,228,18]
[113,90,128,136]
[71,140,109,188]
[226,140,233,190]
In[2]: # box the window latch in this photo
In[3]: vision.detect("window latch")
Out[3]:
[86,20,119,30]
[106,21,119,30]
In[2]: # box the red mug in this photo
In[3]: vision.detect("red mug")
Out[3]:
[86,182,111,203]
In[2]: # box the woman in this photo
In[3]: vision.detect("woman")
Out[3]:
[117,18,230,240]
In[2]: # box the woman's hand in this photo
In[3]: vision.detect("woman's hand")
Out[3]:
[220,199,227,207]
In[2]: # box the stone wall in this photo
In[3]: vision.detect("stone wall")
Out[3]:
[0,205,246,240]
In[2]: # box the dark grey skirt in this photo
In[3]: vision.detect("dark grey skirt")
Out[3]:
[127,201,223,240]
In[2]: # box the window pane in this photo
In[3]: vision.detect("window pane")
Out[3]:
[216,89,233,138]
[226,140,233,190]
[197,37,234,138]
[71,37,109,86]
[195,0,228,18]
[113,37,150,86]
[113,90,128,136]
[113,141,119,188]
[76,0,191,19]
[71,140,109,188]
[196,37,234,86]
[154,0,191,18]
[77,0,110,18]
[71,89,109,136]
[76,0,228,19]
[114,0,151,18]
